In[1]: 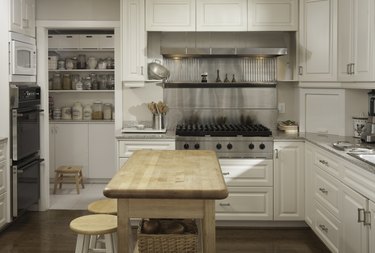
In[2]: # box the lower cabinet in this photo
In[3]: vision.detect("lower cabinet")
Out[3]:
[273,141,305,220]
[306,141,374,253]
[50,123,116,181]
[0,193,6,228]
[217,159,273,220]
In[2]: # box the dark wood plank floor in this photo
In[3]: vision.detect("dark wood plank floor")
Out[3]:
[0,210,330,253]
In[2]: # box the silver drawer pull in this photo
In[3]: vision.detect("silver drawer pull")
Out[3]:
[319,224,328,233]
[364,211,371,226]
[222,172,230,176]
[319,159,329,166]
[319,188,328,194]
[358,208,365,223]
[219,203,231,207]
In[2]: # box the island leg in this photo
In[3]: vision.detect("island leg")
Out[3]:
[118,199,131,253]
[202,200,215,253]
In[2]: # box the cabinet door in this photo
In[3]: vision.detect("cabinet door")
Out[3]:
[299,0,337,81]
[248,0,298,31]
[49,124,55,179]
[0,162,5,195]
[338,0,353,81]
[196,0,248,31]
[54,124,89,179]
[23,0,35,37]
[146,0,195,31]
[88,124,116,179]
[304,143,314,227]
[340,184,368,253]
[352,0,373,81]
[122,0,146,81]
[10,0,23,34]
[370,200,375,253]
[274,141,305,220]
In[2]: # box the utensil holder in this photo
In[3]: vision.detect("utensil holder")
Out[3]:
[152,114,165,130]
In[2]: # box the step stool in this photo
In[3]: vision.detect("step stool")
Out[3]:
[88,199,117,215]
[53,166,84,194]
[70,214,118,253]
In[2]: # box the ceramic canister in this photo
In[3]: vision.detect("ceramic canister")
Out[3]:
[353,117,368,138]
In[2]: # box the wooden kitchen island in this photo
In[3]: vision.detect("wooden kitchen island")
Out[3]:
[104,150,228,253]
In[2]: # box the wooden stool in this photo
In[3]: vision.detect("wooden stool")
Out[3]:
[53,166,84,194]
[88,199,117,215]
[70,214,117,253]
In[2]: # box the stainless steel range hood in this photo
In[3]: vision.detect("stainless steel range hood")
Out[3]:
[161,47,288,58]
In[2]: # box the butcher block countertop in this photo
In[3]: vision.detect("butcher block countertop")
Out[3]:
[104,150,228,200]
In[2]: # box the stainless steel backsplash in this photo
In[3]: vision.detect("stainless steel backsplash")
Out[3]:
[164,87,278,133]
[163,57,277,83]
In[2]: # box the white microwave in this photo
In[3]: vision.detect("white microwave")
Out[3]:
[9,32,37,82]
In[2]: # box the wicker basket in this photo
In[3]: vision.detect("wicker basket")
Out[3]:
[137,219,198,253]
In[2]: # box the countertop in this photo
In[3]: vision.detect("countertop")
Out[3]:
[104,150,228,199]
[116,128,375,174]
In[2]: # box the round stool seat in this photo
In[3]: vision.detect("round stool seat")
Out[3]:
[88,199,117,215]
[70,214,117,235]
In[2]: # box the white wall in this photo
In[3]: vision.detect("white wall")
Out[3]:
[36,0,120,21]
[277,82,299,122]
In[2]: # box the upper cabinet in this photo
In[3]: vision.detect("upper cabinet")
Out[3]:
[10,0,36,38]
[196,0,248,31]
[299,0,337,82]
[248,0,298,31]
[146,0,196,31]
[122,0,147,82]
[145,0,298,32]
[338,0,374,82]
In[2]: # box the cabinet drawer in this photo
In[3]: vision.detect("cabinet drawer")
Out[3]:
[49,35,80,49]
[79,35,100,49]
[0,192,6,229]
[0,140,6,162]
[314,148,340,178]
[314,166,341,219]
[98,35,115,48]
[118,140,175,158]
[215,187,273,220]
[219,159,273,187]
[314,202,340,253]
[0,162,5,194]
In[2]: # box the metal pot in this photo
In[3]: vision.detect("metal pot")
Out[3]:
[148,60,170,80]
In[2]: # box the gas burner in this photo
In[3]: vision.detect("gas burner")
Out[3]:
[175,123,272,137]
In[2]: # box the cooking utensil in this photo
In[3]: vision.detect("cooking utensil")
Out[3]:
[148,60,170,80]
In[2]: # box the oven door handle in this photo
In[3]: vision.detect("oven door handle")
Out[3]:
[12,165,18,217]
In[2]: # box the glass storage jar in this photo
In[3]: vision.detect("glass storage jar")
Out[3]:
[103,103,112,120]
[53,73,62,90]
[83,76,92,90]
[92,101,103,120]
[53,108,61,120]
[107,74,115,90]
[72,102,83,120]
[77,54,86,69]
[90,73,98,90]
[83,104,92,120]
[98,75,107,90]
[61,107,72,120]
[62,73,71,90]
[65,58,74,70]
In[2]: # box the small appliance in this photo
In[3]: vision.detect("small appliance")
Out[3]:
[361,90,375,142]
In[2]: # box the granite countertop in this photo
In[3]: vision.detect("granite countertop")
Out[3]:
[275,131,375,174]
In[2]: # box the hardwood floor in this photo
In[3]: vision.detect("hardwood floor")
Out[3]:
[0,210,330,253]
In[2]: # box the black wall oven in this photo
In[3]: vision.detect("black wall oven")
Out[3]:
[10,84,43,218]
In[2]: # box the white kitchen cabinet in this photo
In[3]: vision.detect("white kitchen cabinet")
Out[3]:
[146,0,195,31]
[10,0,35,37]
[0,139,7,230]
[216,187,273,220]
[304,142,314,227]
[338,0,374,81]
[117,139,175,168]
[50,123,89,179]
[196,0,248,31]
[218,159,273,220]
[88,124,116,180]
[0,161,6,195]
[122,0,147,82]
[248,0,298,31]
[299,0,338,81]
[370,200,375,253]
[340,184,368,253]
[273,141,305,221]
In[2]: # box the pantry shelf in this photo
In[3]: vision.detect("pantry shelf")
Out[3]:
[48,69,115,72]
[49,90,114,93]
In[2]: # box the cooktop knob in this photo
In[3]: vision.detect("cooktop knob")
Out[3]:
[194,143,200,149]
[227,143,233,150]
[216,143,222,150]
[248,143,255,150]
[259,143,265,150]
[183,144,189,149]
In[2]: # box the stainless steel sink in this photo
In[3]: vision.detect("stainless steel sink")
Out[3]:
[347,150,375,166]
